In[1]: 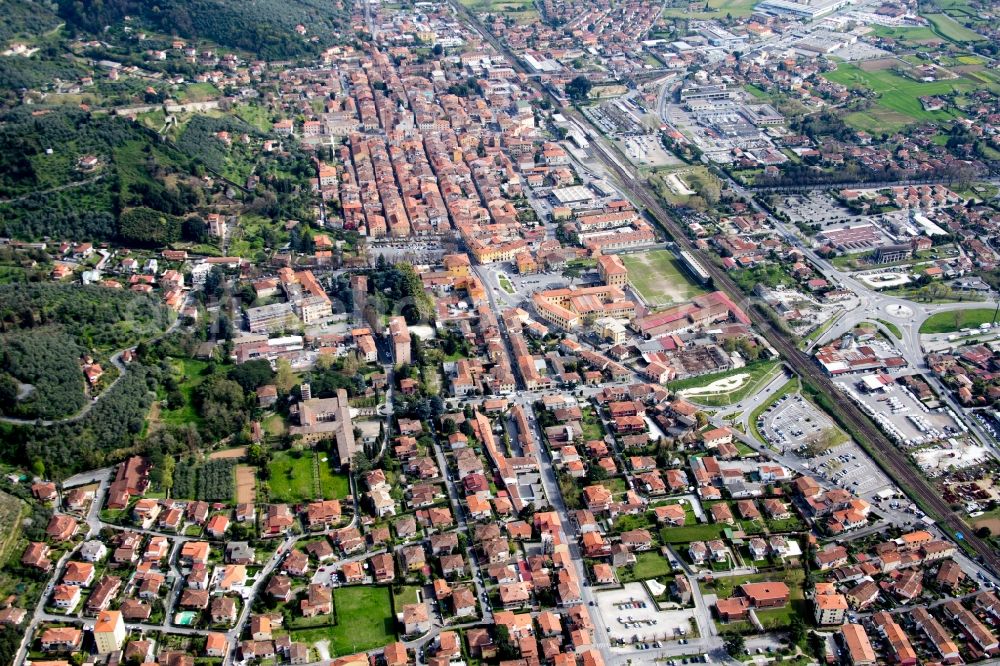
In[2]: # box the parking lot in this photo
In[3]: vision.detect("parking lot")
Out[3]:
[597,583,696,646]
[368,240,446,264]
[760,394,838,453]
[835,376,962,447]
[805,441,894,498]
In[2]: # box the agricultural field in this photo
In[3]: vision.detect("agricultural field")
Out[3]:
[662,0,757,19]
[171,458,236,503]
[620,249,707,307]
[919,308,999,334]
[924,13,984,42]
[0,491,24,565]
[871,24,941,44]
[823,63,989,131]
[458,0,538,23]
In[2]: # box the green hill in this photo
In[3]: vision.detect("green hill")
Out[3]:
[57,0,352,60]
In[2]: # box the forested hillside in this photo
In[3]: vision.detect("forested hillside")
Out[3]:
[57,0,353,60]
[0,0,62,43]
[0,107,204,241]
[0,329,86,420]
[0,284,170,420]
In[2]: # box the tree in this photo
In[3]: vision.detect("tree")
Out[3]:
[275,358,296,394]
[160,456,175,496]
[725,635,746,658]
[228,359,275,392]
[788,615,806,645]
[352,450,373,473]
[586,465,609,483]
[565,75,592,101]
[495,625,518,660]
[562,265,584,285]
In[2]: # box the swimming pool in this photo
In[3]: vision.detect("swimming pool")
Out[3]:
[174,611,197,626]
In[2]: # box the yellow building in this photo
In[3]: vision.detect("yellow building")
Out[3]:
[597,254,628,288]
[443,253,472,277]
[93,610,126,654]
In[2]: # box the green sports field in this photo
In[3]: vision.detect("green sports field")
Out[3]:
[620,249,707,307]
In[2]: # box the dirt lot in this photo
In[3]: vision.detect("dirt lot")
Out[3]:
[235,465,256,504]
[210,447,247,460]
[973,518,1000,535]
[858,58,897,72]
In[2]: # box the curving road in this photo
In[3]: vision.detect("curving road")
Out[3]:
[0,295,186,426]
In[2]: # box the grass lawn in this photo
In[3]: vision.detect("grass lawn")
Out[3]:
[233,104,274,133]
[459,0,538,22]
[924,13,984,42]
[581,407,605,441]
[290,586,396,656]
[392,585,422,607]
[667,361,780,408]
[264,414,287,437]
[318,460,350,500]
[660,523,726,544]
[875,319,902,339]
[159,357,211,427]
[267,450,317,503]
[919,308,999,334]
[823,63,985,130]
[621,249,707,307]
[621,551,674,582]
[178,82,220,102]
[499,274,515,294]
[331,587,396,653]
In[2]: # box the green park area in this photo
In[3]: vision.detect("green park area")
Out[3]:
[621,249,707,307]
[667,361,781,408]
[289,586,396,657]
[919,308,999,334]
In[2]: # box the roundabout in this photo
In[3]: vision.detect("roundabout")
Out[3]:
[884,303,914,319]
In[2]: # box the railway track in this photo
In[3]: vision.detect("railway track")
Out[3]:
[450,0,1000,574]
[585,136,1000,575]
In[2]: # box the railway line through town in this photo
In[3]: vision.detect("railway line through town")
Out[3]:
[448,0,1000,577]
